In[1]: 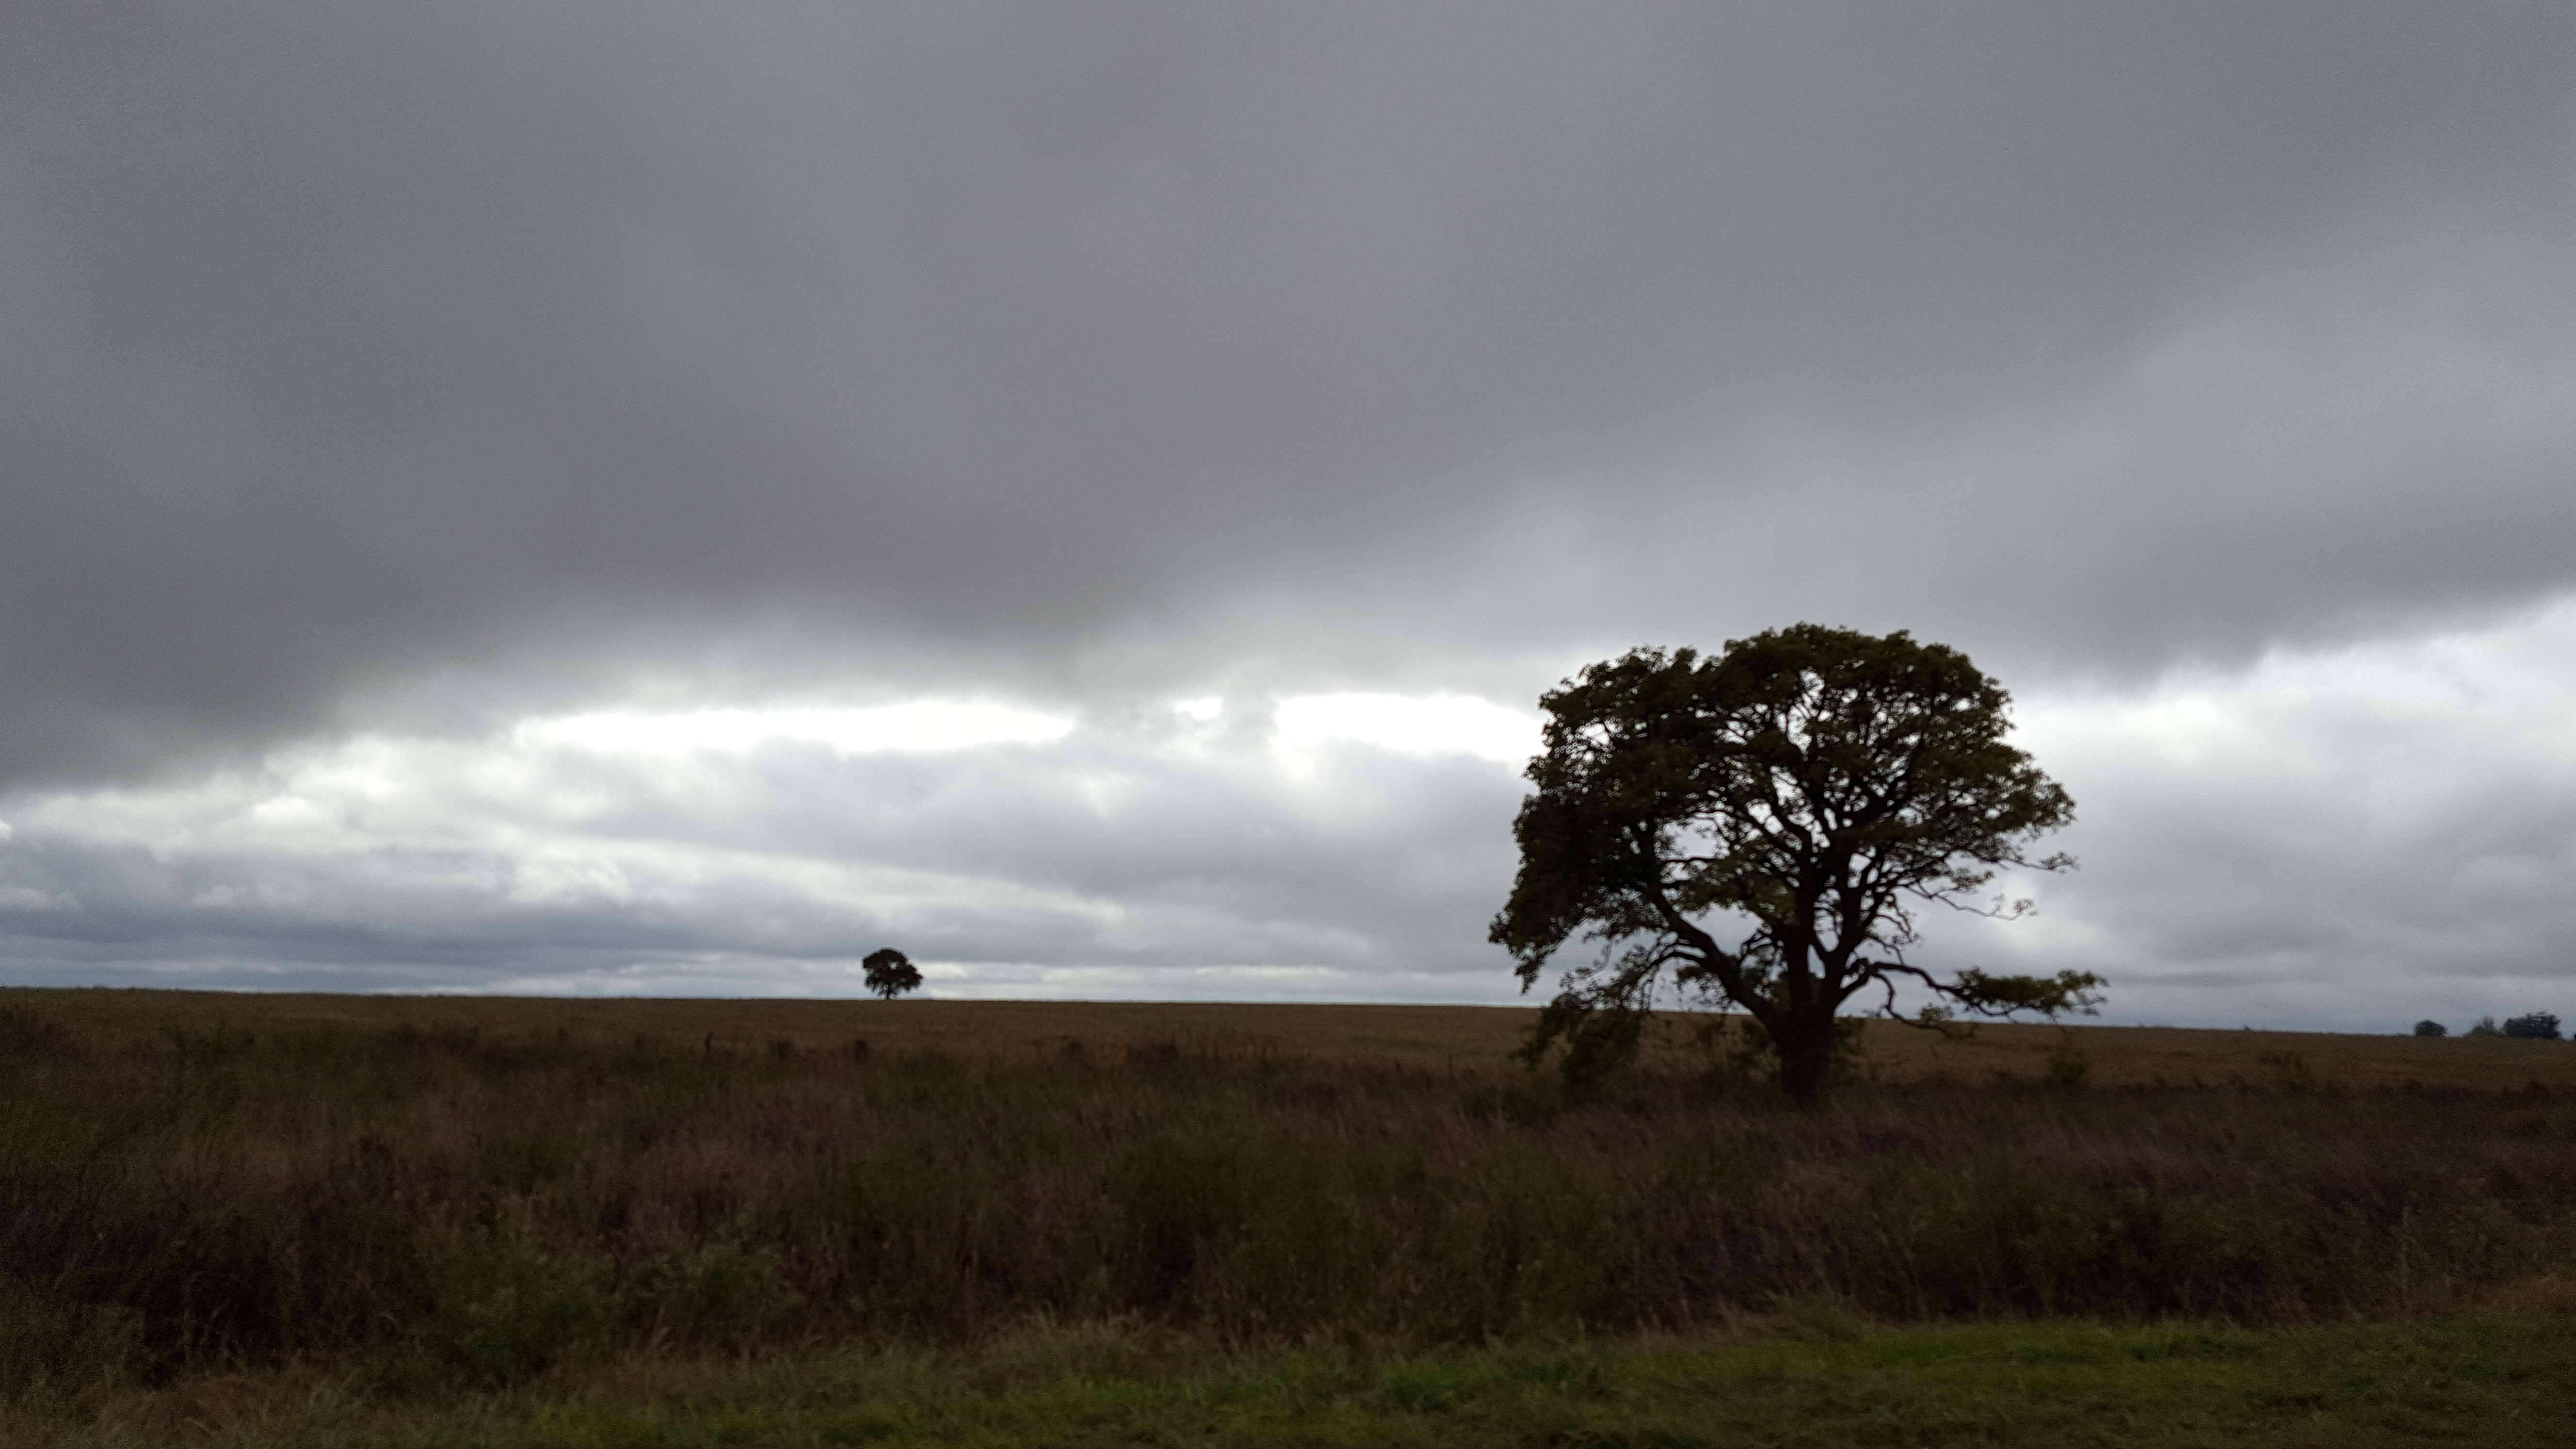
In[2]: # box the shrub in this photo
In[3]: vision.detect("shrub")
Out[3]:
[1426,1166,1619,1336]
[2412,1020,2447,1038]
[1115,1132,1265,1294]
[0,1292,145,1398]
[627,1240,801,1348]
[1464,1083,1560,1127]
[103,1209,290,1361]
[2254,1050,2318,1093]
[2502,1013,2561,1041]
[1897,1181,2302,1317]
[434,1254,617,1389]
[1229,1156,1378,1329]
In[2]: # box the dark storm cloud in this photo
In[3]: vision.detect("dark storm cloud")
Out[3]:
[5,3,2573,784]
[8,4,2576,1022]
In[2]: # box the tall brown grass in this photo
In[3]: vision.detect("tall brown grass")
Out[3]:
[3,998,2573,1393]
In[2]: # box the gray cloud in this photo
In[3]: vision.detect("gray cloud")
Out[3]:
[5,3,2574,784]
[0,705,1531,997]
[4,604,2572,1028]
[1927,602,2576,1029]
[5,5,2574,1025]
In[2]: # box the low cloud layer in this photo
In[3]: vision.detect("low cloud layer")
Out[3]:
[5,603,2574,1030]
[4,5,2573,1027]
[1983,600,2576,1029]
[0,694,1533,998]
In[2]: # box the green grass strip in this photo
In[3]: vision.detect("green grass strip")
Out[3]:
[51,1314,2563,1449]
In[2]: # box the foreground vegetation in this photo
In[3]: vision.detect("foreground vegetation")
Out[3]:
[9,1313,2576,1447]
[5,989,2575,1440]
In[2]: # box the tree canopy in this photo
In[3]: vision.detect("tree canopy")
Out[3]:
[863,948,923,1001]
[1489,624,2099,1104]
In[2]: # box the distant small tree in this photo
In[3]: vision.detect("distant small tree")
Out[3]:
[2503,1012,2562,1041]
[862,948,923,1001]
[2412,1019,2447,1038]
[2464,1016,2503,1038]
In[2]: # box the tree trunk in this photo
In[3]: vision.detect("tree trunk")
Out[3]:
[1773,1011,1838,1106]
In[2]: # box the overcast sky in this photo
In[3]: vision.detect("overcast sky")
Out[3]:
[3,3,2572,1031]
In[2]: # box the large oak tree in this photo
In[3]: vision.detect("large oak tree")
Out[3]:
[1491,625,2098,1104]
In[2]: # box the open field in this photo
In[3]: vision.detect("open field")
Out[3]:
[11,986,2576,1092]
[4,988,2575,1442]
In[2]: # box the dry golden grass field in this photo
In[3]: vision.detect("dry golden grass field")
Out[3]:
[10,985,2571,1093]
[7,986,2576,1446]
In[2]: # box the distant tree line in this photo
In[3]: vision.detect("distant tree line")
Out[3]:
[2413,1013,2560,1040]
